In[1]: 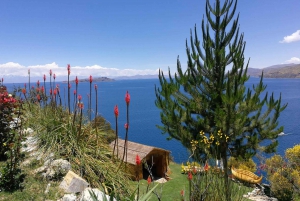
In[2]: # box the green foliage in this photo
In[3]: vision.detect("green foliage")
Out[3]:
[0,86,25,192]
[228,157,256,172]
[263,145,300,200]
[155,0,286,200]
[155,0,286,164]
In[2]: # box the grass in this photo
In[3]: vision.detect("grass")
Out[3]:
[131,162,253,201]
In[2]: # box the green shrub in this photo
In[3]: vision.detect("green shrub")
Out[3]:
[264,145,300,200]
[228,157,257,172]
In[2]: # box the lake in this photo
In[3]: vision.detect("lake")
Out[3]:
[5,77,300,163]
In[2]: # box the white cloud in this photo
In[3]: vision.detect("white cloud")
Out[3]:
[0,62,159,83]
[280,30,300,43]
[285,57,300,64]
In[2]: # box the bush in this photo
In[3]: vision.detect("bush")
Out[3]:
[228,157,257,172]
[264,145,300,200]
[0,86,25,191]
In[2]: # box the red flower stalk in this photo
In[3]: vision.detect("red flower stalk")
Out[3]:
[147,175,152,185]
[114,105,119,117]
[89,75,93,83]
[50,89,52,95]
[74,90,76,95]
[125,91,130,105]
[49,69,52,76]
[75,76,79,85]
[68,84,71,89]
[180,190,184,197]
[43,74,46,81]
[188,171,193,180]
[193,167,197,174]
[94,84,97,90]
[78,95,82,101]
[41,86,44,93]
[124,123,129,129]
[204,161,209,172]
[36,88,40,93]
[22,88,26,94]
[67,64,71,75]
[136,154,141,165]
[53,89,57,96]
[78,102,84,109]
[37,94,41,101]
[37,80,40,87]
[53,74,56,80]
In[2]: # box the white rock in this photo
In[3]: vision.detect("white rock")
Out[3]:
[80,188,116,201]
[62,194,77,201]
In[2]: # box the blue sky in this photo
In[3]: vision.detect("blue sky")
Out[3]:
[0,0,299,82]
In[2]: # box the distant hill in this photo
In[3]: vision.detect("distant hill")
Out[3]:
[113,74,158,80]
[64,77,115,83]
[247,64,300,78]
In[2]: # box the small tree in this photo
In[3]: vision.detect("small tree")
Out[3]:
[155,0,287,199]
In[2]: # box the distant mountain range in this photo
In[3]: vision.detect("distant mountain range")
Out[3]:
[64,77,115,83]
[247,63,300,78]
[113,74,158,80]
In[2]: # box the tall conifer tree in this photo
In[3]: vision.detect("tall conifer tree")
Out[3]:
[155,0,287,198]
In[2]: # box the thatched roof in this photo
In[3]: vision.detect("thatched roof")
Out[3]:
[110,139,170,165]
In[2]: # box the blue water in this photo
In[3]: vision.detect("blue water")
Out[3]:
[4,77,300,164]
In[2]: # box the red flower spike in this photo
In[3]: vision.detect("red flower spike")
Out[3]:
[22,88,26,94]
[78,103,84,109]
[49,69,52,76]
[50,89,52,95]
[37,94,40,101]
[74,90,77,95]
[75,76,79,85]
[67,64,70,71]
[89,75,93,83]
[204,161,209,172]
[124,123,129,129]
[53,74,56,79]
[37,80,40,86]
[41,86,44,93]
[78,95,82,101]
[68,84,71,89]
[36,88,40,93]
[114,105,119,117]
[125,91,130,104]
[147,176,151,185]
[94,84,97,90]
[180,190,184,197]
[53,89,57,96]
[188,171,193,180]
[193,167,197,174]
[136,155,141,165]
[43,74,46,81]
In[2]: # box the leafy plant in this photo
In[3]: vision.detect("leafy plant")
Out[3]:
[0,87,25,191]
[263,144,300,200]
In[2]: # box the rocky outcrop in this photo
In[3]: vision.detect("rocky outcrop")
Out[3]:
[21,128,114,201]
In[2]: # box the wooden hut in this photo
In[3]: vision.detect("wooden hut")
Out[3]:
[110,139,170,181]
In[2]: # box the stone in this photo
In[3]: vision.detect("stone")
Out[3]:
[61,194,77,201]
[34,158,71,179]
[59,170,89,193]
[79,188,116,201]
